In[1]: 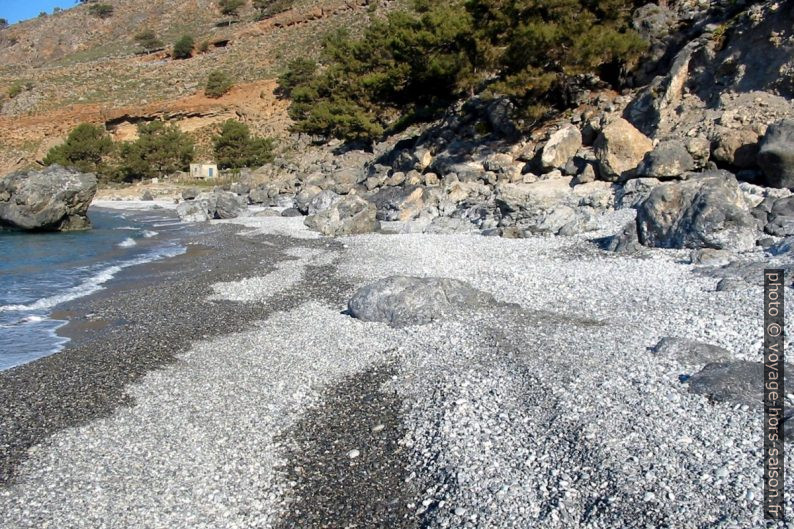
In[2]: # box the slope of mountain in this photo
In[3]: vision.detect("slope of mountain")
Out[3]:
[0,0,392,173]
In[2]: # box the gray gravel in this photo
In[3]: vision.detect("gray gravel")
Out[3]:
[1,210,791,528]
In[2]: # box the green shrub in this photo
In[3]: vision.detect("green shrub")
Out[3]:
[198,40,210,53]
[134,30,163,53]
[219,0,245,17]
[205,71,233,98]
[88,4,114,18]
[7,82,24,99]
[173,35,195,59]
[0,18,8,29]
[279,0,646,142]
[213,120,275,169]
[43,123,114,173]
[254,0,294,19]
[276,58,316,98]
[116,121,194,180]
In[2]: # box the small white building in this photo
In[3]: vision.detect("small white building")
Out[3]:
[190,162,218,179]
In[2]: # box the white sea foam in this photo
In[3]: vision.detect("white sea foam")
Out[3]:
[118,238,137,248]
[142,230,158,238]
[0,246,186,313]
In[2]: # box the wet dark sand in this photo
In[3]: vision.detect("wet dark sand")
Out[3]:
[0,223,341,484]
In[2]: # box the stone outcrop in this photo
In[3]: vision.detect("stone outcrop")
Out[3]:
[635,171,757,250]
[348,276,498,327]
[758,119,794,189]
[541,125,582,171]
[304,194,379,236]
[176,190,246,222]
[594,118,653,181]
[0,165,97,231]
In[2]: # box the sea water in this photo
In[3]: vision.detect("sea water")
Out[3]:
[0,207,187,370]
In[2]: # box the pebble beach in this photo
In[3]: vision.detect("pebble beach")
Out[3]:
[0,210,791,528]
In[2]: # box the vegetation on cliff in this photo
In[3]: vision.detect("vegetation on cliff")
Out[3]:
[213,120,275,170]
[280,0,647,142]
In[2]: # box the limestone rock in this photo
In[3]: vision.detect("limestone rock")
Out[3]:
[304,194,379,236]
[541,125,583,171]
[0,166,97,231]
[594,118,653,181]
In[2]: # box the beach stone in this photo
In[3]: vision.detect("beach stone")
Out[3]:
[181,187,199,200]
[229,182,251,196]
[541,125,582,171]
[280,207,303,217]
[716,277,751,291]
[369,186,425,222]
[688,361,766,406]
[0,165,97,231]
[348,276,498,327]
[141,190,154,201]
[636,171,757,250]
[637,140,695,179]
[295,185,323,214]
[304,194,379,236]
[616,178,662,209]
[254,209,281,217]
[712,128,760,169]
[424,217,479,234]
[176,200,210,222]
[307,189,341,216]
[214,191,246,219]
[758,119,794,189]
[594,118,653,181]
[602,221,643,253]
[651,337,732,366]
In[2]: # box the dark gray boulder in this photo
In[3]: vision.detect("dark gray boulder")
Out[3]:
[280,207,303,217]
[214,191,246,219]
[181,187,199,201]
[651,337,732,366]
[0,165,97,231]
[635,171,757,250]
[758,119,794,189]
[637,140,695,179]
[602,221,643,253]
[348,276,498,327]
[688,361,766,406]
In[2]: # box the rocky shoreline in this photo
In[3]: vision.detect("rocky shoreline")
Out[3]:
[0,211,790,528]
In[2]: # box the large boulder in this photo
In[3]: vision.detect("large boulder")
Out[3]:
[369,186,425,222]
[178,190,245,222]
[0,165,97,231]
[348,276,498,327]
[711,128,760,169]
[651,337,732,367]
[635,171,757,250]
[307,189,341,216]
[758,119,794,189]
[594,118,653,181]
[637,140,695,179]
[295,185,323,214]
[688,361,766,406]
[177,200,210,223]
[214,191,246,219]
[304,194,379,236]
[541,125,582,171]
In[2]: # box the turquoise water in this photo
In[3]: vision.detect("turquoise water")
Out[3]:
[0,207,187,370]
